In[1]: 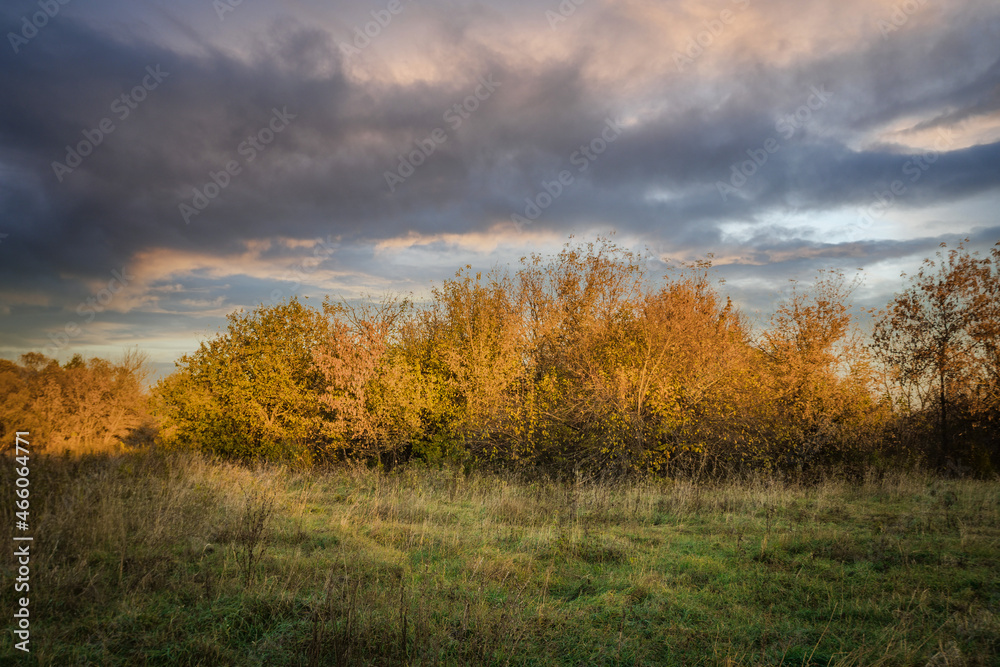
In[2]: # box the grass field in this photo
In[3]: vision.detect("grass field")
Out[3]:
[2,450,999,666]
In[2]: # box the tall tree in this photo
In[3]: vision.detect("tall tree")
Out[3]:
[872,242,994,463]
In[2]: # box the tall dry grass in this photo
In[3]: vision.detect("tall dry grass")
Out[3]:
[2,449,997,664]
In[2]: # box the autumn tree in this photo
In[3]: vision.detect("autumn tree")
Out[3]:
[505,240,757,475]
[0,349,151,454]
[141,234,1000,476]
[872,241,998,470]
[511,238,649,472]
[642,264,764,472]
[760,271,887,469]
[155,298,330,462]
[409,267,528,461]
[587,261,758,475]
[312,294,437,463]
[967,242,1000,421]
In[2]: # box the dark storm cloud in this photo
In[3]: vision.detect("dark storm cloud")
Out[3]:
[1,0,999,364]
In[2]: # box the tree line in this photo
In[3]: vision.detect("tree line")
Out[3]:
[4,237,998,477]
[0,349,151,453]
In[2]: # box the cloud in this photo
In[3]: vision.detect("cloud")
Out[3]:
[1,0,998,367]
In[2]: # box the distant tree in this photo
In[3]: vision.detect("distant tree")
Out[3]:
[0,349,151,453]
[0,358,32,445]
[155,298,330,462]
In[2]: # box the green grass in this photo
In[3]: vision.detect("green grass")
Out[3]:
[2,450,999,665]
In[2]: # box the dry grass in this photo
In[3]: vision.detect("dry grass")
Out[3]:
[1,450,998,665]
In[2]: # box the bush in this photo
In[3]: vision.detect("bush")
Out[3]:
[154,298,330,463]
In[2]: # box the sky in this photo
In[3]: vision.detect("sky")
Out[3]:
[1,0,999,380]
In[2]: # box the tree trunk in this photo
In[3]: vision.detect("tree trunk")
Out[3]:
[939,368,948,459]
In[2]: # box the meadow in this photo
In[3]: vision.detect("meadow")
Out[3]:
[3,449,998,666]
